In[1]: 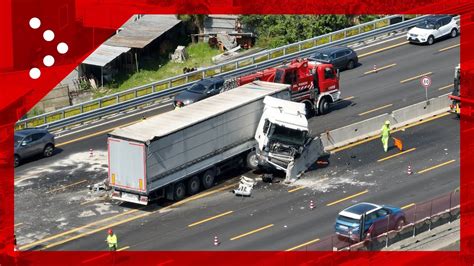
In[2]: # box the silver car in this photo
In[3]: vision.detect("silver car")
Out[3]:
[14,128,55,167]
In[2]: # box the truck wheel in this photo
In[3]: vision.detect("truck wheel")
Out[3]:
[304,102,314,118]
[187,176,200,195]
[173,182,186,201]
[318,97,329,115]
[14,155,20,168]
[43,144,54,157]
[201,169,215,189]
[246,151,259,170]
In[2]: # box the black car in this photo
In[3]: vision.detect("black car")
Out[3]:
[174,77,225,107]
[309,46,359,70]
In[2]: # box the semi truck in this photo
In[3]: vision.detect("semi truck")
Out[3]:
[108,81,322,205]
[449,63,474,118]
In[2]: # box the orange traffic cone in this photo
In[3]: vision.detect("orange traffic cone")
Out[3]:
[214,236,220,246]
[373,64,377,73]
[407,165,413,175]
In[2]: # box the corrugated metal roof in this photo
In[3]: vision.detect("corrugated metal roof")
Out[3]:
[83,45,131,67]
[106,15,181,49]
[110,81,290,143]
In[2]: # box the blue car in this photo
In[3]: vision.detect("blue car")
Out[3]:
[335,202,406,242]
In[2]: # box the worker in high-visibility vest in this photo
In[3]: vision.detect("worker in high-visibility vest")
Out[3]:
[106,229,118,251]
[381,120,391,152]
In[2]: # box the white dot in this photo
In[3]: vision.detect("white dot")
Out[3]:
[43,30,55,41]
[29,17,41,29]
[57,42,68,54]
[29,68,41,79]
[43,55,55,67]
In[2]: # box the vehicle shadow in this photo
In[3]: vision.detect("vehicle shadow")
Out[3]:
[329,99,355,113]
[16,147,65,167]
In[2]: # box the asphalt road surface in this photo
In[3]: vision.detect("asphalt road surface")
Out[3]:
[14,34,459,251]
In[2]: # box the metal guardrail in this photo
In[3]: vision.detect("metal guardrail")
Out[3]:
[17,15,437,130]
[296,189,460,251]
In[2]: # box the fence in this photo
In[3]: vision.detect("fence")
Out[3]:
[16,15,433,131]
[296,190,460,251]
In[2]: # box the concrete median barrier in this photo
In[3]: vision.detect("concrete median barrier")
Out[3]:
[391,94,450,128]
[320,94,450,151]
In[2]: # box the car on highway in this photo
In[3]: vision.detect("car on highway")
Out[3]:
[407,15,459,45]
[309,46,358,70]
[14,128,55,167]
[173,77,225,107]
[335,202,406,242]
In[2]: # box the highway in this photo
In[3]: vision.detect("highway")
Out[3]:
[14,34,459,250]
[48,112,460,251]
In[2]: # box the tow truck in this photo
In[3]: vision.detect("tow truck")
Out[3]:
[229,58,341,116]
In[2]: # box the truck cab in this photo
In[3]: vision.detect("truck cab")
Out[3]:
[255,96,310,171]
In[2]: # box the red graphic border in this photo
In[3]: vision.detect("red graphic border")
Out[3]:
[0,0,473,265]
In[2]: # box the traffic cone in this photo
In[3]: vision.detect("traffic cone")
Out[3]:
[373,64,377,73]
[309,200,315,210]
[214,236,220,246]
[89,149,93,158]
[407,165,413,175]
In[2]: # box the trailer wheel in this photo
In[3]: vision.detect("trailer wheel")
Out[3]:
[246,151,259,170]
[174,182,186,201]
[187,176,200,195]
[201,169,215,189]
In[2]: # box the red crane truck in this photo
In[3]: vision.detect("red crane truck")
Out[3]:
[231,58,341,116]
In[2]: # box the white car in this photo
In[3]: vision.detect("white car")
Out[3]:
[407,15,459,45]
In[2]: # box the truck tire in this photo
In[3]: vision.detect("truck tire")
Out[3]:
[318,97,330,115]
[174,182,186,201]
[304,101,314,118]
[246,151,259,170]
[187,176,200,195]
[201,169,215,189]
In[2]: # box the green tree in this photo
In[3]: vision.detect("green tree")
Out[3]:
[241,15,372,48]
[176,15,207,34]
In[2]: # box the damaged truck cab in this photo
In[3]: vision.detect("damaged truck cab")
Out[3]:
[255,97,311,172]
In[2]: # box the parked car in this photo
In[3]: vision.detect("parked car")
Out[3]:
[334,202,406,242]
[14,128,55,167]
[173,77,225,107]
[407,15,459,45]
[309,46,358,70]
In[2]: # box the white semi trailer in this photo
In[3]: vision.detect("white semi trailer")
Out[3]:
[108,81,293,205]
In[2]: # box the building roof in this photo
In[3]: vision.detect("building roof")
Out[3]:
[109,81,290,143]
[83,45,131,67]
[106,15,181,49]
[82,15,181,67]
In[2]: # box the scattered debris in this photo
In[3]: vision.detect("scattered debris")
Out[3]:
[170,46,188,63]
[87,178,111,192]
[233,176,256,196]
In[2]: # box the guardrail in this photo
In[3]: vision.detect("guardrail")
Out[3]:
[17,15,443,130]
[296,189,460,251]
